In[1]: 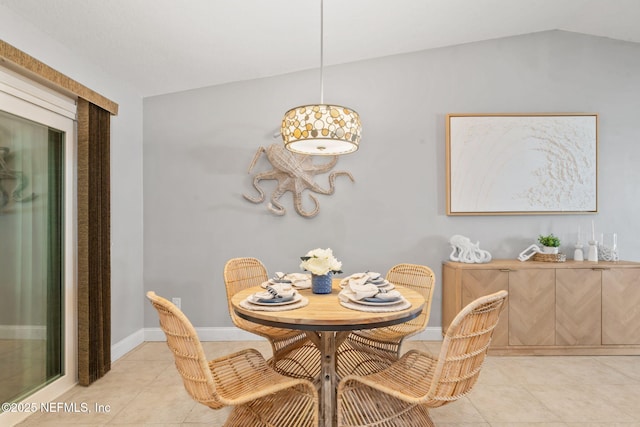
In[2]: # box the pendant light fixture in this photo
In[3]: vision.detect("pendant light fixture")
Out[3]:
[281,0,361,155]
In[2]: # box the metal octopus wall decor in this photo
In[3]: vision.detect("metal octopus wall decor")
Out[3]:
[243,143,354,218]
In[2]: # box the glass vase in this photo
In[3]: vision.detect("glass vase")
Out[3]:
[311,272,333,294]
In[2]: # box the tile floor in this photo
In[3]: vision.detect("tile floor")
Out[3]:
[14,340,640,426]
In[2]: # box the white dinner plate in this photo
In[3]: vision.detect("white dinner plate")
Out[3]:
[339,280,394,289]
[249,293,301,306]
[348,295,404,306]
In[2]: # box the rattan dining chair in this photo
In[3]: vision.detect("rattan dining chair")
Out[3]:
[337,263,435,377]
[223,257,320,381]
[337,290,508,427]
[147,291,318,427]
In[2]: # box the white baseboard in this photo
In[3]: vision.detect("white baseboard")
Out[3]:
[407,326,443,341]
[0,324,46,340]
[143,327,262,342]
[111,328,145,361]
[111,327,268,362]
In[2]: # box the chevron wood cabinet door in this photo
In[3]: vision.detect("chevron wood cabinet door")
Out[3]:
[555,269,602,346]
[508,269,555,346]
[602,268,640,344]
[442,260,640,355]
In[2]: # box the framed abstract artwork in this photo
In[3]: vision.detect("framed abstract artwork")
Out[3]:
[446,113,598,215]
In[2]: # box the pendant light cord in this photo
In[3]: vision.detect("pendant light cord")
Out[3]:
[320,0,324,104]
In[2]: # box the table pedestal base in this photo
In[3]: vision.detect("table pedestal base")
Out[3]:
[306,331,349,427]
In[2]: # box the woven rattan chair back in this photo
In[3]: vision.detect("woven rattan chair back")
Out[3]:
[223,257,269,327]
[427,289,508,405]
[146,291,223,408]
[385,263,435,335]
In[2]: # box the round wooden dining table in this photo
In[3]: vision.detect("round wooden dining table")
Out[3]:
[231,279,426,427]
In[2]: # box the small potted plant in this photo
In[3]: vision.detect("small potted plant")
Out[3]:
[538,234,561,254]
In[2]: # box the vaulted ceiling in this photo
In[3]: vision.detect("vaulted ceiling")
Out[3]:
[2,0,639,97]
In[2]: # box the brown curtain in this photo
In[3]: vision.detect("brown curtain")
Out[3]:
[77,98,111,386]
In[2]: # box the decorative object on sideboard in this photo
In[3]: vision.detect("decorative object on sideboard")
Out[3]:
[573,225,584,261]
[280,0,361,156]
[517,244,540,262]
[532,252,567,263]
[573,242,584,261]
[243,143,354,218]
[587,220,598,262]
[448,234,492,264]
[587,240,599,262]
[537,233,560,254]
[598,233,619,262]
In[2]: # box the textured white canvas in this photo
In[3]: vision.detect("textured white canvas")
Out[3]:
[448,114,597,214]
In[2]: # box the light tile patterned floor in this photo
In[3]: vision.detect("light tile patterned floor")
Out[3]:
[15,340,640,426]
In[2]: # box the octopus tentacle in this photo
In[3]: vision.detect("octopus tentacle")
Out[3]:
[267,188,287,216]
[306,155,338,174]
[0,188,9,208]
[329,171,355,188]
[449,247,460,262]
[11,171,35,202]
[294,192,320,218]
[246,146,267,173]
[243,170,280,203]
[297,170,354,196]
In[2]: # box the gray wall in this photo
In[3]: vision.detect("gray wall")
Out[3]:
[1,4,145,347]
[143,30,640,329]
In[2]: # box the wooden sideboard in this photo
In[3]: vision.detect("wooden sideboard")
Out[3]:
[442,259,640,355]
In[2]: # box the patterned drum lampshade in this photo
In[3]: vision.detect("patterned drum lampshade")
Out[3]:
[281,104,361,155]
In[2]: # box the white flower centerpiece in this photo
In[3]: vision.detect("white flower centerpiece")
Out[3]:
[300,248,342,294]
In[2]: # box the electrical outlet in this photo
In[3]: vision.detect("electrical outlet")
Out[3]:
[171,297,181,309]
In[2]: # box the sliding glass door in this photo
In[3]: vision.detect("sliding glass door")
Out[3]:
[0,67,76,424]
[0,110,65,402]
